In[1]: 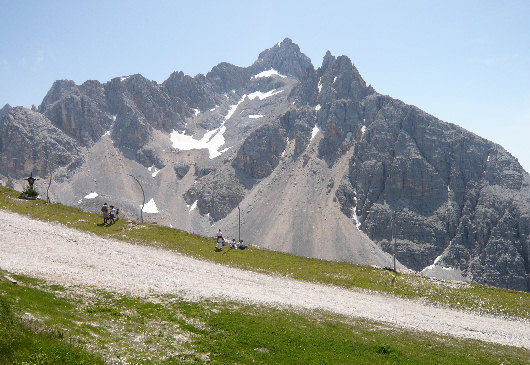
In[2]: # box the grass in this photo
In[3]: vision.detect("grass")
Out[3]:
[1,272,528,364]
[0,285,104,364]
[0,185,528,320]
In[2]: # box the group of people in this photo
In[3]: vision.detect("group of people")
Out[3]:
[216,229,246,251]
[101,203,119,224]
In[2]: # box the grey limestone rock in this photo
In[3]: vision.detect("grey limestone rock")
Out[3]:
[232,122,287,180]
[184,169,246,221]
[0,107,82,178]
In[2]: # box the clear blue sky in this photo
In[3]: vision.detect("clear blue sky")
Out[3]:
[1,0,529,172]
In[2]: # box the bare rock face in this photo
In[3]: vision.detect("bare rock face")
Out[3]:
[163,72,217,111]
[174,163,190,179]
[2,39,529,292]
[0,107,82,178]
[39,80,113,145]
[184,169,246,221]
[279,108,314,157]
[255,38,314,81]
[232,123,287,179]
[338,94,530,291]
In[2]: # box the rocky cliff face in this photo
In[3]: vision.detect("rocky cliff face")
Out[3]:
[1,38,528,291]
[338,95,530,291]
[0,106,83,182]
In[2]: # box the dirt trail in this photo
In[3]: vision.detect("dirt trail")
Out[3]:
[0,210,529,350]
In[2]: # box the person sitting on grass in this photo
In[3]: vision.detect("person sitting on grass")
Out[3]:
[230,238,237,249]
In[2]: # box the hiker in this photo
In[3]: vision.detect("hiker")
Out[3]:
[109,205,116,224]
[101,203,109,224]
[115,208,120,221]
[216,229,224,250]
[230,238,237,249]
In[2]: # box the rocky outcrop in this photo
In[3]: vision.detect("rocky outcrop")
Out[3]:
[232,123,287,179]
[183,169,246,221]
[174,163,190,179]
[340,94,530,291]
[256,38,315,81]
[39,80,113,145]
[0,107,82,178]
[163,72,216,110]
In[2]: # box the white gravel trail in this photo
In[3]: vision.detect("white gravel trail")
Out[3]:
[1,210,529,350]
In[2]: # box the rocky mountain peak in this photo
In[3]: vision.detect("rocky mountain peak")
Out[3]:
[39,80,79,112]
[317,51,370,102]
[256,38,314,80]
[0,104,11,119]
[206,62,250,92]
[163,71,214,110]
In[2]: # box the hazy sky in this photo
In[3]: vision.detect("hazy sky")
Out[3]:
[1,0,529,172]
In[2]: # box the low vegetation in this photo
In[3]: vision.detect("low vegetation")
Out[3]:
[0,185,529,363]
[0,185,528,320]
[1,272,528,364]
[0,283,104,364]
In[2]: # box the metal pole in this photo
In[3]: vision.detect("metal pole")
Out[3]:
[390,212,396,271]
[46,164,53,204]
[238,204,241,243]
[9,158,17,189]
[46,171,52,203]
[129,175,145,223]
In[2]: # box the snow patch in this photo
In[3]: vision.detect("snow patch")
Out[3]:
[103,130,111,137]
[189,200,198,213]
[333,76,338,84]
[352,209,361,229]
[84,192,98,199]
[314,104,321,111]
[281,137,290,157]
[248,89,283,100]
[352,193,361,229]
[170,95,245,159]
[252,69,287,79]
[112,115,117,122]
[317,78,322,93]
[248,114,263,119]
[361,125,367,137]
[209,105,218,111]
[142,198,159,214]
[310,125,321,141]
[120,76,130,82]
[193,108,200,116]
[148,166,160,178]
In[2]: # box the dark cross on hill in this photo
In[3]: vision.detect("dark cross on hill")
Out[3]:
[25,172,39,189]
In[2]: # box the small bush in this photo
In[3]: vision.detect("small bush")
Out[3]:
[19,185,39,199]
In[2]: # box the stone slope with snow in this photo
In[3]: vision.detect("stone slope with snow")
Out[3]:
[1,38,529,291]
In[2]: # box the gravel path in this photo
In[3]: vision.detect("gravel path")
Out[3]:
[1,210,529,349]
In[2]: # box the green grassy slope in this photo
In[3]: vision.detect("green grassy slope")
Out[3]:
[1,272,528,364]
[1,185,528,319]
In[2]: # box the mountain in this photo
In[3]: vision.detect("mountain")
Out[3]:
[1,38,528,291]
